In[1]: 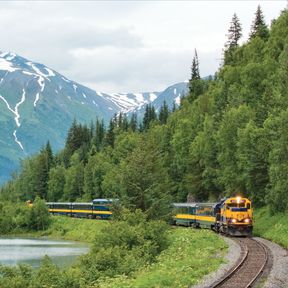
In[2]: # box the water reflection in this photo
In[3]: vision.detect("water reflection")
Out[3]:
[0,238,89,268]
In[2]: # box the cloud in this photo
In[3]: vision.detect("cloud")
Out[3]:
[0,1,286,93]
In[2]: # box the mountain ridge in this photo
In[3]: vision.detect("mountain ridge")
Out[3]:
[0,51,188,185]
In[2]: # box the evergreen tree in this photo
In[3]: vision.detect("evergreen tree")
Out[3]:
[190,49,200,81]
[105,119,115,147]
[159,101,169,125]
[172,101,177,112]
[45,141,53,170]
[129,112,138,132]
[224,13,242,64]
[121,114,129,131]
[249,5,269,40]
[143,104,157,130]
[188,49,204,102]
[226,13,242,50]
[94,118,105,151]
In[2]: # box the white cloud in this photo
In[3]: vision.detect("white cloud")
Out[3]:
[0,1,286,93]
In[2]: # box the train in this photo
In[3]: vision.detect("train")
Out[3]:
[45,199,117,219]
[36,196,252,236]
[171,196,253,236]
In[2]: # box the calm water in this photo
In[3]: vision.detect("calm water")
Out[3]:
[0,238,89,268]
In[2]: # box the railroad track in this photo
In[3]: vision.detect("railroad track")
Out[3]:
[210,238,268,288]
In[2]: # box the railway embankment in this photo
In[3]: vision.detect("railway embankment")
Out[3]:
[253,207,288,249]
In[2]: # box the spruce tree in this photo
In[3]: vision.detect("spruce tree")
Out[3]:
[121,114,129,131]
[190,49,200,81]
[129,112,138,132]
[249,5,269,40]
[188,49,204,102]
[225,13,242,50]
[45,141,53,170]
[143,104,157,130]
[159,101,169,124]
[105,119,115,147]
[224,13,242,65]
[95,118,105,151]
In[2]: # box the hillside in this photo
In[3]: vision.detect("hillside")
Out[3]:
[0,52,188,184]
[2,9,288,215]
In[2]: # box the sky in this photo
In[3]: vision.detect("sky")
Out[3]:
[0,1,286,93]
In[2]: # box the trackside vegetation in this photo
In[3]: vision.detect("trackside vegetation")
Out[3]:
[254,208,288,249]
[0,210,227,288]
[93,228,226,288]
[0,197,49,234]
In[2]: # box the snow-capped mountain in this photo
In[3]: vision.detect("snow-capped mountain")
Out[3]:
[0,51,188,184]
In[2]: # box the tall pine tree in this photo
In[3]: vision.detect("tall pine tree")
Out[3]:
[188,49,203,102]
[224,13,242,65]
[226,13,242,49]
[249,5,269,40]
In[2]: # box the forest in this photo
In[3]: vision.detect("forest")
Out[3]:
[1,6,288,218]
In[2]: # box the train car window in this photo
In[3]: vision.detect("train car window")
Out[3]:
[231,207,247,212]
[247,203,251,209]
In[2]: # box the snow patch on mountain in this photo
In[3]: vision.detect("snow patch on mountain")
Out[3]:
[45,67,55,77]
[13,130,24,150]
[34,77,45,107]
[149,93,157,102]
[61,76,70,83]
[0,89,26,150]
[15,89,26,127]
[0,58,18,72]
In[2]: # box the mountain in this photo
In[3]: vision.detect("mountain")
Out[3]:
[0,51,188,185]
[134,81,188,116]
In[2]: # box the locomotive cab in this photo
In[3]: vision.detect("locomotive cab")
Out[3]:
[219,196,253,236]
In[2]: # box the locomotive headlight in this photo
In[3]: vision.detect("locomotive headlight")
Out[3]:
[244,218,250,223]
[231,219,237,223]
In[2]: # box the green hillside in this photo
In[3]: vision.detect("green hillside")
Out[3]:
[2,8,288,215]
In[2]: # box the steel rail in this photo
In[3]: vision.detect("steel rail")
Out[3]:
[210,238,268,288]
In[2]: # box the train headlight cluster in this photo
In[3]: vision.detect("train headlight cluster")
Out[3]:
[244,218,251,223]
[231,219,237,223]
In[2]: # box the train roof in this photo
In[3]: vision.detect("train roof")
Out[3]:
[173,202,216,208]
[46,202,92,205]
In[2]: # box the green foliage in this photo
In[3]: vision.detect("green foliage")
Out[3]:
[224,13,242,64]
[80,209,168,283]
[2,10,288,215]
[249,5,269,40]
[254,207,288,248]
[94,228,227,288]
[47,166,66,201]
[26,196,50,231]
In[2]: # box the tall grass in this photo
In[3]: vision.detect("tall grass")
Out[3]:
[94,228,227,288]
[253,207,288,248]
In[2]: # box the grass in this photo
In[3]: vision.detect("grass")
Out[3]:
[94,227,227,288]
[253,207,288,249]
[13,215,111,243]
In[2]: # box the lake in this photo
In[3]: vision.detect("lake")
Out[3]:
[0,238,89,268]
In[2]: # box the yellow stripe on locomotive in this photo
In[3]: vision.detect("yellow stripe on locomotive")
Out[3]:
[172,196,253,236]
[215,196,253,236]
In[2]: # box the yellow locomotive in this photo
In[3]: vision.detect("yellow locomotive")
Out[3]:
[172,196,253,236]
[215,196,253,236]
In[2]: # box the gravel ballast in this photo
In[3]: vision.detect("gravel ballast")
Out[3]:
[191,236,288,288]
[191,236,241,288]
[254,237,288,288]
